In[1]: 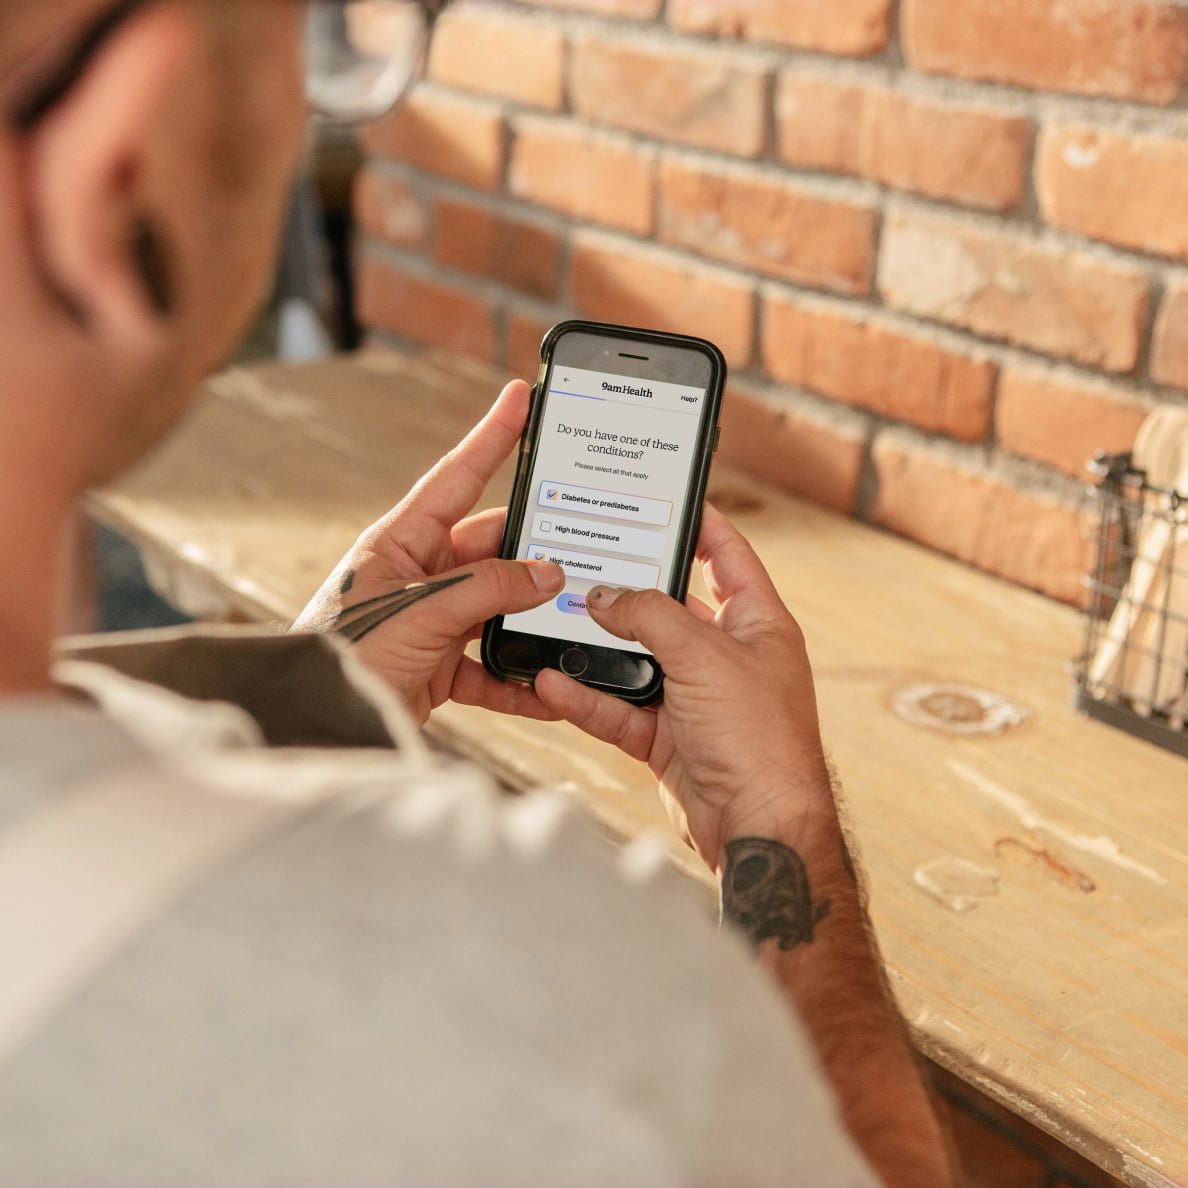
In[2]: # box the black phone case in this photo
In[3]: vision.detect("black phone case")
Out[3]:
[481,319,727,705]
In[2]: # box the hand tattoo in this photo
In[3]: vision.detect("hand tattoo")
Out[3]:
[310,575,473,644]
[722,838,831,953]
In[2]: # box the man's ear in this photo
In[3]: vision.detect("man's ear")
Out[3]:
[26,2,202,352]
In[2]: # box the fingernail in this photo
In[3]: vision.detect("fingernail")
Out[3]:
[529,562,565,591]
[588,585,622,608]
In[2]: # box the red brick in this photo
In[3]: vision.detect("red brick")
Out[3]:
[997,365,1153,477]
[762,292,995,441]
[353,168,426,250]
[570,35,768,157]
[510,117,654,235]
[570,231,754,366]
[870,436,1094,604]
[1037,124,1188,261]
[878,211,1149,374]
[902,0,1188,106]
[506,310,556,380]
[357,256,497,362]
[517,0,659,15]
[778,73,1030,213]
[717,384,867,513]
[360,88,504,192]
[428,7,565,109]
[658,157,876,295]
[1152,279,1188,393]
[433,199,560,301]
[668,0,891,56]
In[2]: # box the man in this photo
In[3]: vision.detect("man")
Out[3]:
[0,1,951,1183]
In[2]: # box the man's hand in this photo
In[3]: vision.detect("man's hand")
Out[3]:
[294,379,563,726]
[536,506,954,1187]
[535,503,836,874]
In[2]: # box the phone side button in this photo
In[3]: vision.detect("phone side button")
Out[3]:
[712,426,721,453]
[560,647,590,678]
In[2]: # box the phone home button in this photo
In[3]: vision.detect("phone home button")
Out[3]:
[560,647,590,678]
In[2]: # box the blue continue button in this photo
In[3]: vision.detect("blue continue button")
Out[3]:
[556,593,590,617]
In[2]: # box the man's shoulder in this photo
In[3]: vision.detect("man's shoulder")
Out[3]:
[0,632,872,1185]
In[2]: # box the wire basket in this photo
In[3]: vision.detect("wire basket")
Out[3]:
[1074,453,1188,758]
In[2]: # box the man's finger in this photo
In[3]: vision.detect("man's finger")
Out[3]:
[451,657,561,721]
[387,380,531,533]
[451,507,508,565]
[534,669,657,763]
[695,503,786,628]
[686,594,717,626]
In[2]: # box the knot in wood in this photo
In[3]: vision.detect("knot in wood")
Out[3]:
[920,690,986,724]
[891,682,1028,737]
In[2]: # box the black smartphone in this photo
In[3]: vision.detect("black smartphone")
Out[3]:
[482,320,726,705]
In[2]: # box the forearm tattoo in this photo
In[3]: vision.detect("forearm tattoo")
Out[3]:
[310,573,473,644]
[722,838,831,952]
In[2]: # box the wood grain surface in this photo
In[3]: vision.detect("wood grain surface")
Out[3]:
[91,350,1188,1186]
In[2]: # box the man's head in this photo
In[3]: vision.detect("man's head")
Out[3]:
[0,0,306,486]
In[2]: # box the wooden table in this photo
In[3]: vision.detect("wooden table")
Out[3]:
[91,350,1188,1186]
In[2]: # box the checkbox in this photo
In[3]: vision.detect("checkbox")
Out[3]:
[540,521,553,533]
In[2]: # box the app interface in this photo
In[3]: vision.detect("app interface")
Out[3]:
[504,359,709,653]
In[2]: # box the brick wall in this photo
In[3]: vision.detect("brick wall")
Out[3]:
[354,0,1188,605]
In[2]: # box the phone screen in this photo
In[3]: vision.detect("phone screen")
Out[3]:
[501,330,716,656]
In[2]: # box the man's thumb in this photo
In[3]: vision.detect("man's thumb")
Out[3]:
[374,560,563,643]
[586,586,707,674]
[452,559,564,627]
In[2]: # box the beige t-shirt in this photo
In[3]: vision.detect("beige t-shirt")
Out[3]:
[0,627,875,1186]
